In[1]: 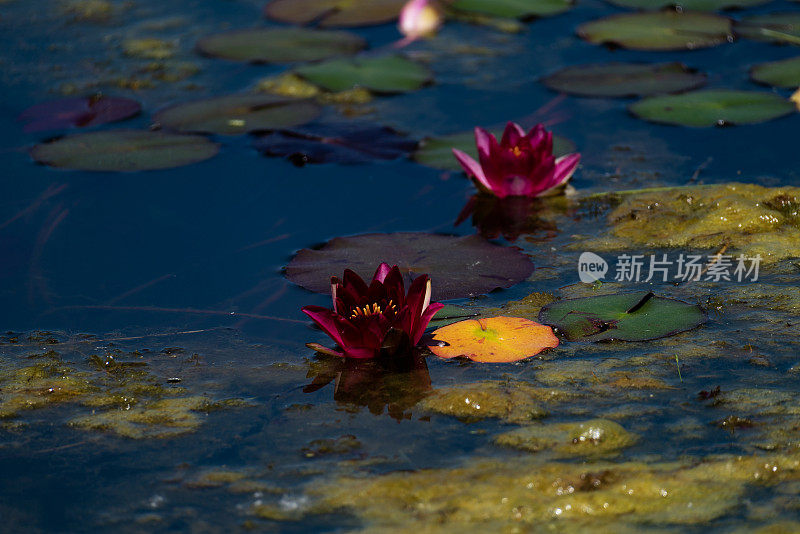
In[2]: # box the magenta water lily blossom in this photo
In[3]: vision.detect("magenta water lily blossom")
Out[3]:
[452,122,581,199]
[302,263,444,359]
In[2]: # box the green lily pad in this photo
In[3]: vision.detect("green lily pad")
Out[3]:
[295,55,432,94]
[413,128,575,171]
[541,62,706,98]
[196,28,365,64]
[449,0,574,19]
[606,0,769,11]
[735,13,800,45]
[538,291,707,342]
[30,130,219,172]
[286,232,534,300]
[751,56,800,88]
[630,89,795,127]
[264,0,406,28]
[153,94,321,135]
[577,12,733,51]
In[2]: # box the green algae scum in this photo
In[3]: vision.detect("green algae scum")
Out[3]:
[2,0,800,531]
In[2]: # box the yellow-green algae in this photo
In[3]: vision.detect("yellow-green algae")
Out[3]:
[420,381,577,423]
[581,183,800,264]
[256,72,373,105]
[495,419,639,457]
[307,452,800,531]
[122,38,176,60]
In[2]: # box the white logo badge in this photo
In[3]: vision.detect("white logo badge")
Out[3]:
[578,252,608,283]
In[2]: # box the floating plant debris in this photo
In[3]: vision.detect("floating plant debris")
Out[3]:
[153,94,321,135]
[541,62,707,98]
[254,123,417,165]
[286,232,534,300]
[17,95,141,133]
[295,55,432,94]
[629,89,796,127]
[196,27,366,63]
[578,12,733,51]
[429,316,559,363]
[538,291,707,342]
[30,130,219,172]
[264,0,406,28]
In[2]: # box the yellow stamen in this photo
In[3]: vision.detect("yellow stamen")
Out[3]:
[512,146,523,157]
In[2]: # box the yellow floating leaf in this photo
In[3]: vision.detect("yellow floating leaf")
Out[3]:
[792,87,800,110]
[428,316,559,363]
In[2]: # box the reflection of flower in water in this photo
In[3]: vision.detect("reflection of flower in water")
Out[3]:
[304,351,431,420]
[456,195,560,242]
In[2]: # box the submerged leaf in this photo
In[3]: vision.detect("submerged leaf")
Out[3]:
[538,291,707,342]
[429,316,559,363]
[253,123,416,165]
[196,28,365,63]
[286,232,534,300]
[30,130,219,172]
[18,95,141,133]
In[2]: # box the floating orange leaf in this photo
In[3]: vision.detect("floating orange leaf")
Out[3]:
[428,316,559,363]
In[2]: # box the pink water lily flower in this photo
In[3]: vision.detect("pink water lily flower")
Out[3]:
[398,0,442,41]
[452,122,581,199]
[302,263,444,359]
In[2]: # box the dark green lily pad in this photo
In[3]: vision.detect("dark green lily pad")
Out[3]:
[153,94,321,135]
[286,233,534,300]
[254,123,417,165]
[735,13,800,45]
[630,89,795,127]
[31,130,219,172]
[264,0,406,28]
[196,28,365,63]
[606,0,769,11]
[541,62,706,98]
[538,291,706,342]
[295,55,431,94]
[413,129,575,171]
[449,0,574,19]
[751,56,800,88]
[577,12,733,51]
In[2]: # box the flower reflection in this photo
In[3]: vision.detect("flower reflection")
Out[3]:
[304,351,431,420]
[455,194,560,241]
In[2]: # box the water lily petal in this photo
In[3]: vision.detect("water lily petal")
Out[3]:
[413,301,444,344]
[538,153,580,196]
[500,122,526,147]
[372,262,393,283]
[302,305,346,348]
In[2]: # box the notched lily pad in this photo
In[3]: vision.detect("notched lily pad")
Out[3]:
[751,56,800,88]
[735,13,800,45]
[538,291,707,342]
[196,28,365,64]
[429,316,559,363]
[578,12,733,51]
[31,130,219,172]
[286,232,534,300]
[18,95,141,133]
[295,55,432,94]
[541,62,706,98]
[630,89,795,127]
[253,123,416,165]
[153,94,321,135]
[264,0,406,28]
[449,0,574,19]
[607,0,769,11]
[413,128,574,171]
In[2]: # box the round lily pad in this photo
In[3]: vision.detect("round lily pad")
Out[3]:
[153,94,320,135]
[630,89,795,127]
[413,129,574,171]
[17,95,141,133]
[449,0,573,19]
[286,232,534,300]
[606,0,768,11]
[577,12,733,51]
[735,13,800,45]
[751,56,800,88]
[538,291,706,342]
[196,28,365,63]
[31,130,219,172]
[264,0,406,28]
[541,62,706,98]
[295,55,432,94]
